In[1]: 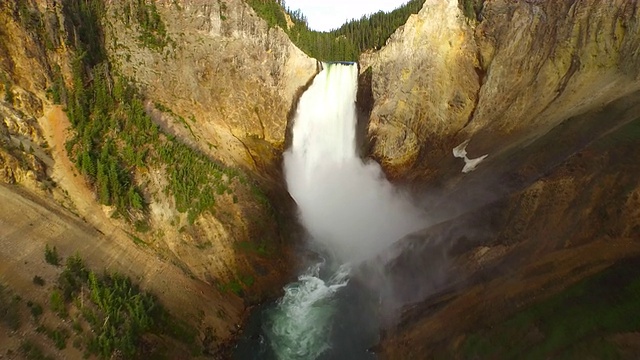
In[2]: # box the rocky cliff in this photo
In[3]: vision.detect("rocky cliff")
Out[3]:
[361,0,479,179]
[360,0,640,358]
[105,0,317,173]
[0,0,315,356]
[362,0,640,182]
[96,0,317,298]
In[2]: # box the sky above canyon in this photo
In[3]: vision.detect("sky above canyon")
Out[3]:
[285,0,410,31]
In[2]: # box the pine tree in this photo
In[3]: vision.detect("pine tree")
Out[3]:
[97,159,111,204]
[128,186,144,210]
[108,162,122,207]
[255,0,427,61]
[81,151,96,179]
[3,81,13,104]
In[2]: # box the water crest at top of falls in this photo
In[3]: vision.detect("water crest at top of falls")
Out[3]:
[291,64,358,168]
[284,62,425,264]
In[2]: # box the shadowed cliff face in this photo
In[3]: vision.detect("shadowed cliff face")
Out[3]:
[360,0,640,358]
[377,116,640,358]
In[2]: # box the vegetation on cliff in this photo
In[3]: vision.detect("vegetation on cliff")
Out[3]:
[461,0,484,21]
[0,284,21,331]
[461,258,640,359]
[52,0,264,226]
[40,249,197,358]
[245,0,426,61]
[122,0,171,50]
[1,248,199,359]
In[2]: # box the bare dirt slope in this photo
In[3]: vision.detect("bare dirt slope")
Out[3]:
[0,180,243,350]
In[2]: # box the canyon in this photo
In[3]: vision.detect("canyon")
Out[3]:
[0,0,639,358]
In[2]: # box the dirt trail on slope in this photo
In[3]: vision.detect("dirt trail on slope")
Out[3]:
[39,106,115,231]
[0,106,246,340]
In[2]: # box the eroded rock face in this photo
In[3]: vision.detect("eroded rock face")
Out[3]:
[362,0,640,181]
[375,95,640,357]
[0,100,54,216]
[467,0,640,155]
[105,0,317,172]
[362,1,640,358]
[100,0,317,310]
[0,7,52,193]
[361,0,479,179]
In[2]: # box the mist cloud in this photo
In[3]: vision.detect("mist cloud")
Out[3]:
[284,64,426,264]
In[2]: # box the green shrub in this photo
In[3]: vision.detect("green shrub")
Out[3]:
[44,244,60,266]
[49,290,66,317]
[129,0,169,50]
[461,0,484,20]
[44,326,69,350]
[32,276,45,286]
[20,340,54,360]
[0,285,20,330]
[3,80,13,104]
[29,303,44,320]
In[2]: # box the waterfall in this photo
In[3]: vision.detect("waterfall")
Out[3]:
[261,62,424,360]
[284,62,424,263]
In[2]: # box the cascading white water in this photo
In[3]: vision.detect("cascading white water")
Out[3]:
[262,63,425,359]
[284,63,424,263]
[264,263,350,359]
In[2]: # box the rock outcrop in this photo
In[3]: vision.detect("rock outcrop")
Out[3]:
[0,103,48,189]
[360,0,640,358]
[361,0,479,179]
[362,0,640,182]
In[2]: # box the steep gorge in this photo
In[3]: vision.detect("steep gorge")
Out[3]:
[1,0,640,358]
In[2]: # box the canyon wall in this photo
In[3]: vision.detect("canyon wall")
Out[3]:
[362,0,640,182]
[0,0,315,355]
[360,0,640,358]
[105,0,317,172]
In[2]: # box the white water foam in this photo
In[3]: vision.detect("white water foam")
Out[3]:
[264,263,350,359]
[284,63,425,264]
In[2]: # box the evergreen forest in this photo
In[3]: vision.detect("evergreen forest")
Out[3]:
[245,0,427,61]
